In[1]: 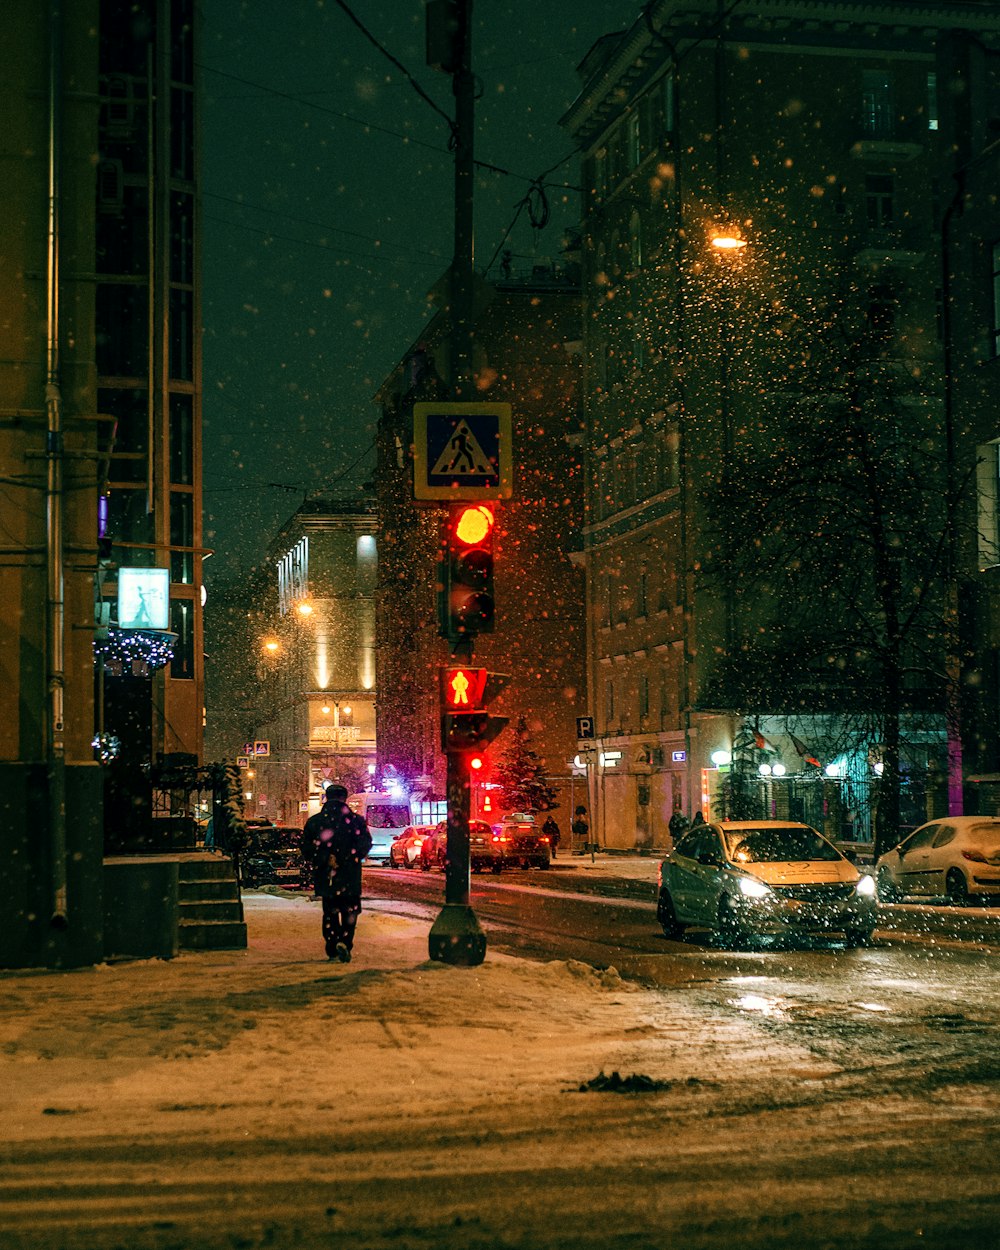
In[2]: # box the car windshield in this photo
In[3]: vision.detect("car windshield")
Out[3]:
[724,826,841,863]
[365,805,411,829]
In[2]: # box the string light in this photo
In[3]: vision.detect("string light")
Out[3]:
[93,629,176,674]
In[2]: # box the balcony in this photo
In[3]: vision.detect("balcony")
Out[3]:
[854,226,925,268]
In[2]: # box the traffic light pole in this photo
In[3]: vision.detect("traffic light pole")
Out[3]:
[428,0,486,965]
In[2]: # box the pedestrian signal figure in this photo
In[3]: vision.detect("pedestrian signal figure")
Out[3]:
[542,815,561,859]
[302,784,372,963]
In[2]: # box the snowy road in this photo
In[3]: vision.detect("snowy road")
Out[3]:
[1,889,999,1250]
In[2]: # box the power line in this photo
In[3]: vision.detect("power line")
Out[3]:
[199,62,580,191]
[203,191,445,261]
[331,0,454,134]
[201,212,441,271]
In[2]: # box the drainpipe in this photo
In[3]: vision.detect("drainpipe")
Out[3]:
[46,1,68,930]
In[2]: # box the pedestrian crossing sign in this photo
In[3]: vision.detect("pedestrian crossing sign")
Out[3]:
[413,402,513,501]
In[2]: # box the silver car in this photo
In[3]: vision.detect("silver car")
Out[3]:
[875,816,1000,904]
[657,820,877,946]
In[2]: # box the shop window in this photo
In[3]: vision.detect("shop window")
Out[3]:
[662,74,675,133]
[97,183,149,276]
[107,486,153,549]
[101,387,148,484]
[977,442,1000,570]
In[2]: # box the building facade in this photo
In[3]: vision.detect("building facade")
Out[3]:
[247,497,379,825]
[562,1,1000,848]
[375,271,586,824]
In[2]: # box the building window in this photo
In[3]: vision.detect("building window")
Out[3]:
[977,442,1000,569]
[861,70,893,139]
[627,112,641,169]
[993,242,1000,359]
[662,74,675,133]
[629,209,643,270]
[169,393,193,484]
[170,599,194,679]
[170,192,194,283]
[639,674,650,720]
[605,679,615,725]
[637,570,647,617]
[169,288,193,381]
[97,283,148,377]
[601,571,613,626]
[170,86,194,181]
[169,490,194,583]
[865,173,894,228]
[926,72,938,131]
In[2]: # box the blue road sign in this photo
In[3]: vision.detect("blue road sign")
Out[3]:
[413,402,513,501]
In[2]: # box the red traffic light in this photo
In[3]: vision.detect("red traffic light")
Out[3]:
[453,503,494,546]
[470,756,483,771]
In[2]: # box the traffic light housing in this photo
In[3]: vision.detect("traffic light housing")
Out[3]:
[439,667,509,753]
[439,503,496,642]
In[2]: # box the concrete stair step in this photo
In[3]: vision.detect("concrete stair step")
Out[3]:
[179,876,240,901]
[177,917,248,950]
[179,899,243,922]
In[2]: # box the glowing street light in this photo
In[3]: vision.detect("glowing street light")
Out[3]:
[262,637,280,654]
[711,232,747,251]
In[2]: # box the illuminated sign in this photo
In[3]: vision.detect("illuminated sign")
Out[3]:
[672,750,687,763]
[117,567,169,630]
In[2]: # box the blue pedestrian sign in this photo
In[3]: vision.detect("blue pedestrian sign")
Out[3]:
[413,402,513,501]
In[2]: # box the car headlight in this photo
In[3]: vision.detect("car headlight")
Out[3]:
[856,874,877,897]
[738,876,772,899]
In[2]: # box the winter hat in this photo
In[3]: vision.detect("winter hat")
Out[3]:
[325,784,348,803]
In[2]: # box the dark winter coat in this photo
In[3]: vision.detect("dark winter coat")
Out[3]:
[302,800,373,900]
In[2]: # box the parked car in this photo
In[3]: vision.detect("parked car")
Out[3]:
[875,816,1000,904]
[241,824,309,890]
[389,825,436,868]
[657,820,877,947]
[421,821,502,873]
[491,813,551,870]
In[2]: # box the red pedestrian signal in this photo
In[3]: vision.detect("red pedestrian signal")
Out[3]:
[438,503,496,641]
[440,666,488,709]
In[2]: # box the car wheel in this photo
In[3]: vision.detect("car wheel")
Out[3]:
[843,926,873,948]
[657,890,685,940]
[717,895,747,947]
[946,868,970,906]
[876,867,900,903]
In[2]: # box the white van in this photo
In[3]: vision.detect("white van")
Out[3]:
[346,793,412,863]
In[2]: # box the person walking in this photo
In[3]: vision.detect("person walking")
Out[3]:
[571,806,590,854]
[301,784,372,963]
[691,810,706,827]
[541,815,561,859]
[668,808,689,841]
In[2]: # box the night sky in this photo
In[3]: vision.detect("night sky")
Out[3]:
[199,1,637,578]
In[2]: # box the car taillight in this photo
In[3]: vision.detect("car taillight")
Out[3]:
[962,849,988,863]
[414,839,423,847]
[492,834,506,843]
[540,836,549,843]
